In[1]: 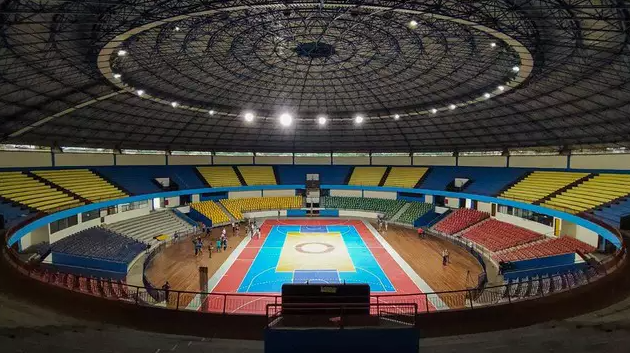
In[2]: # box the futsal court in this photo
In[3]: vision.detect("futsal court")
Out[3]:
[186,219,440,314]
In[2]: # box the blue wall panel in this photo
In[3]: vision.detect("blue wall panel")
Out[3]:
[51,252,127,273]
[188,208,213,227]
[320,209,339,217]
[287,209,307,217]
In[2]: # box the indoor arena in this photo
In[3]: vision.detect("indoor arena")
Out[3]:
[1,1,630,353]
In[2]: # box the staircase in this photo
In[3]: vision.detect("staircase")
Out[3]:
[105,210,193,244]
[390,202,411,222]
[378,167,392,186]
[232,166,247,186]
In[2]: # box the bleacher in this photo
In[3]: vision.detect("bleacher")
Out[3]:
[51,227,145,264]
[105,210,194,244]
[593,198,630,228]
[348,167,387,186]
[396,202,433,224]
[94,166,206,195]
[542,173,630,214]
[238,166,277,185]
[418,166,527,196]
[433,208,489,235]
[196,166,242,187]
[383,167,428,188]
[494,236,597,262]
[190,201,231,224]
[0,171,83,212]
[220,196,303,220]
[321,196,406,219]
[462,219,544,252]
[499,171,589,203]
[33,169,127,202]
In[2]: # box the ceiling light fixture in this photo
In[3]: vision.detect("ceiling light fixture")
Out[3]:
[117,50,127,57]
[498,85,505,91]
[431,108,438,114]
[449,104,456,110]
[512,66,520,72]
[208,110,215,115]
[318,116,327,125]
[355,115,364,124]
[484,93,491,99]
[394,114,400,120]
[279,113,293,127]
[244,112,255,122]
[171,101,179,108]
[136,89,145,97]
[490,42,497,48]
[175,26,181,31]
[408,20,418,29]
[113,73,121,79]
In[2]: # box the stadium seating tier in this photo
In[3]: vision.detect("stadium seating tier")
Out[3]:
[0,172,83,212]
[33,169,127,202]
[321,196,406,219]
[348,167,387,186]
[383,167,428,188]
[433,208,489,235]
[196,166,242,187]
[220,196,303,220]
[500,171,589,203]
[543,174,630,213]
[237,166,277,185]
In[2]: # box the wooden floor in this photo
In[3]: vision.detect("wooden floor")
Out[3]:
[372,222,483,293]
[144,226,247,292]
[145,221,483,295]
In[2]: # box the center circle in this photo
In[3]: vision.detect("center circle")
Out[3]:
[295,242,335,254]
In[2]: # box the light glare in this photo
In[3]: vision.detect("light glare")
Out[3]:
[498,85,505,91]
[449,104,456,110]
[512,66,520,72]
[318,116,327,125]
[431,108,437,114]
[208,110,215,115]
[113,73,121,79]
[117,50,127,56]
[484,93,491,99]
[355,115,364,124]
[279,113,293,127]
[171,101,179,108]
[244,112,255,122]
[136,89,145,96]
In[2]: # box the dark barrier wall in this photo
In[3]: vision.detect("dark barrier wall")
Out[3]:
[264,327,420,353]
[51,252,127,273]
[187,208,213,226]
[413,210,438,227]
[504,253,586,280]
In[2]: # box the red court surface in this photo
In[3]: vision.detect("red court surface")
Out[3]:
[195,219,436,315]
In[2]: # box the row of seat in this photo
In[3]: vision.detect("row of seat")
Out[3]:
[51,227,145,263]
[238,166,276,185]
[196,166,277,187]
[462,219,544,252]
[33,169,127,202]
[32,269,131,300]
[220,196,303,220]
[348,167,387,186]
[190,201,232,224]
[383,167,429,188]
[494,236,597,262]
[542,173,630,213]
[433,208,489,235]
[0,171,84,212]
[321,196,407,218]
[396,202,434,224]
[105,210,194,244]
[499,171,589,203]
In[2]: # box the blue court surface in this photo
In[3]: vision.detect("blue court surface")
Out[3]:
[237,225,395,293]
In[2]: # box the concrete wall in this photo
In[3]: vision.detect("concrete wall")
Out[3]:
[55,153,115,167]
[413,156,456,166]
[363,190,397,200]
[20,225,50,250]
[509,155,567,168]
[445,197,460,208]
[191,194,200,203]
[570,154,630,170]
[494,212,554,236]
[255,156,292,165]
[330,189,362,197]
[165,196,180,208]
[561,219,599,247]
[243,210,288,219]
[167,155,211,165]
[294,156,331,165]
[477,201,493,213]
[262,189,296,197]
[332,156,370,165]
[0,151,52,168]
[458,156,507,167]
[228,190,262,199]
[213,155,254,165]
[117,154,166,166]
[425,195,434,204]
[371,156,411,166]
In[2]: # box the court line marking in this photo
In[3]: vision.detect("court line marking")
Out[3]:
[363,220,449,310]
[341,223,396,292]
[244,266,277,292]
[234,220,280,292]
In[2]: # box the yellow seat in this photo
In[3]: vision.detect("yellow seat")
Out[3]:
[348,167,387,186]
[383,167,428,188]
[499,171,589,203]
[238,166,277,185]
[32,169,127,202]
[197,166,242,187]
[542,173,630,212]
[0,171,83,212]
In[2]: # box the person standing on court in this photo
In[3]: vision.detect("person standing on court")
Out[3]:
[442,249,448,266]
[162,281,171,303]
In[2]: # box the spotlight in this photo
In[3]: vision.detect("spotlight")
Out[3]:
[512,66,520,72]
[490,42,497,48]
[318,116,327,125]
[498,85,505,91]
[355,115,364,124]
[279,113,293,127]
[244,112,255,122]
[208,110,215,115]
[113,73,121,79]
[175,26,181,31]
[394,114,400,120]
[408,20,418,29]
[117,49,127,57]
[430,108,438,114]
[136,89,145,97]
[484,93,491,99]
[449,104,456,110]
[171,101,179,108]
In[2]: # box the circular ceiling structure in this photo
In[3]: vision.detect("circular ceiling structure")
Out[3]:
[0,0,629,152]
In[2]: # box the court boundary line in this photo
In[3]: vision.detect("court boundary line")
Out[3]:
[207,234,254,293]
[234,220,281,292]
[362,220,449,309]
